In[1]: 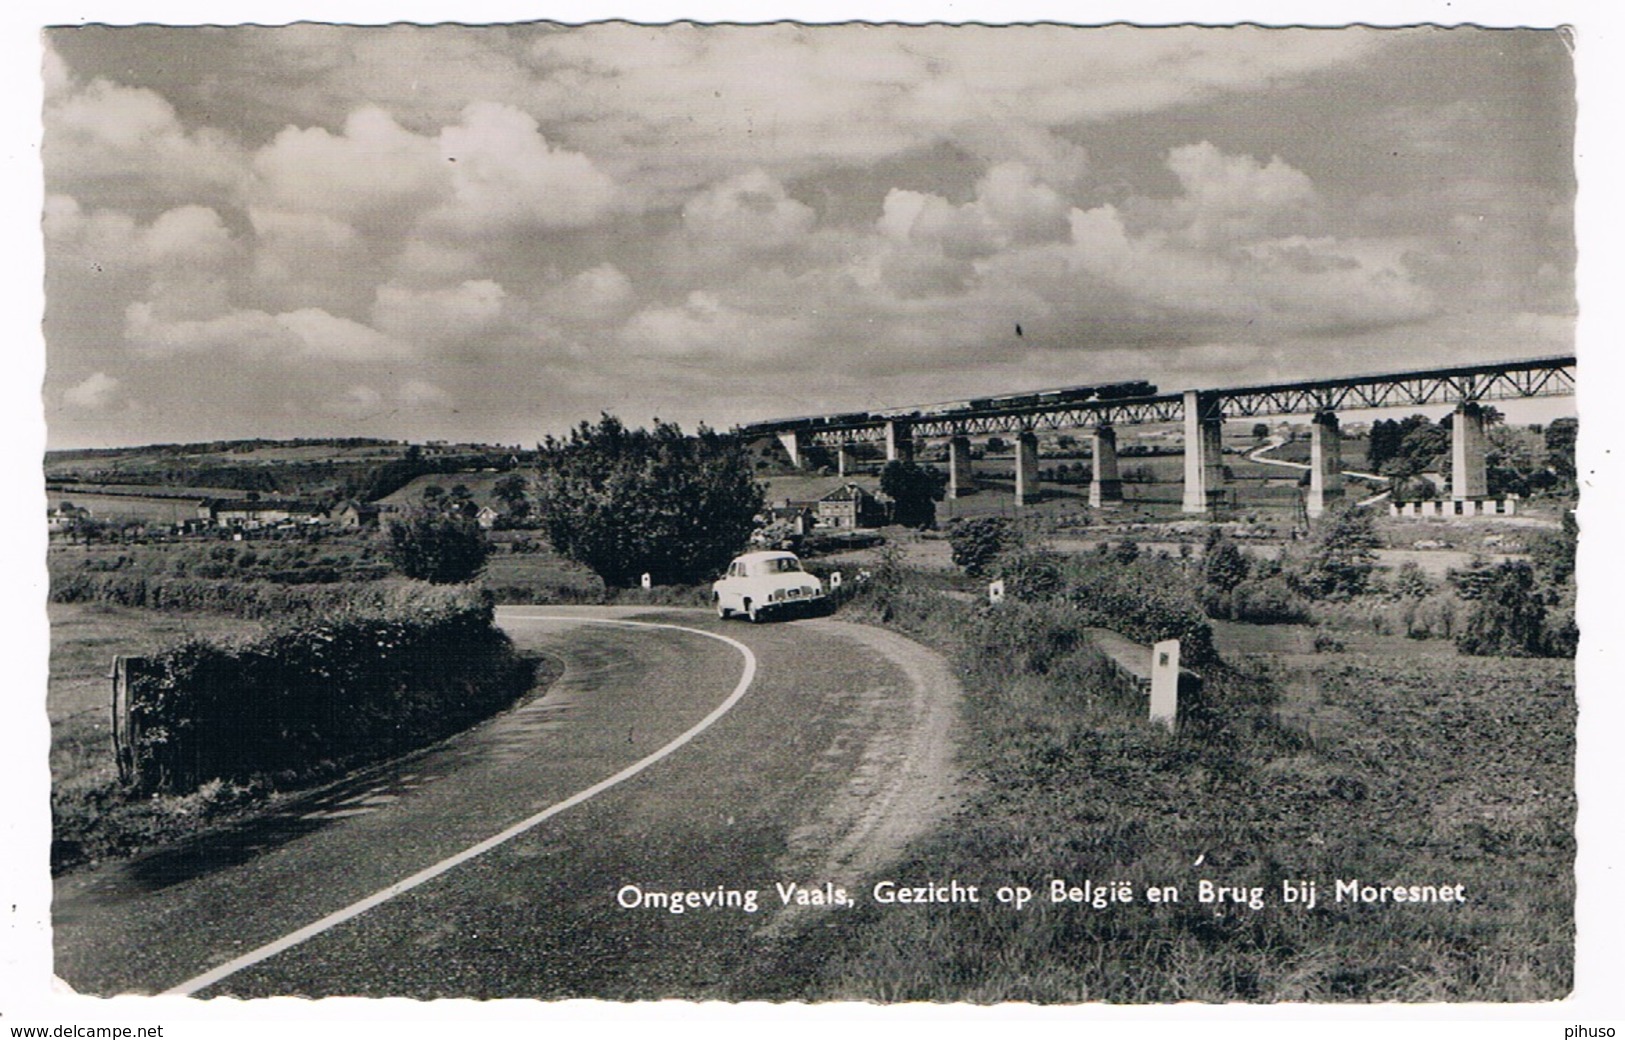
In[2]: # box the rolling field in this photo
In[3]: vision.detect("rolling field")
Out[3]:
[49,603,265,795]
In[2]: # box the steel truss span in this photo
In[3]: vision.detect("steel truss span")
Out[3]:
[739,355,1575,442]
[1211,355,1577,420]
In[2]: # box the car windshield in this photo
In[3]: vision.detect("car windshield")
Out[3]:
[761,557,803,574]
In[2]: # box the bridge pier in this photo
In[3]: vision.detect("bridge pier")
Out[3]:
[1015,431,1041,505]
[1307,410,1344,518]
[836,443,852,477]
[777,430,804,470]
[948,435,975,498]
[1181,391,1225,514]
[1451,402,1489,501]
[1089,424,1122,508]
[885,420,913,463]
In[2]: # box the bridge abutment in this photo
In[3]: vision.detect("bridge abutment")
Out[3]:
[1181,391,1225,514]
[1451,402,1489,501]
[777,430,803,470]
[1307,410,1344,518]
[1015,431,1041,505]
[1089,424,1123,508]
[948,435,975,498]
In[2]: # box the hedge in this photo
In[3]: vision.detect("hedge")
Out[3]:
[119,583,534,794]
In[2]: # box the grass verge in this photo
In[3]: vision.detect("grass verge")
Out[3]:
[750,566,1574,1002]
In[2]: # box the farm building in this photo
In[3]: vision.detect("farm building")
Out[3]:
[816,483,886,529]
[195,498,325,530]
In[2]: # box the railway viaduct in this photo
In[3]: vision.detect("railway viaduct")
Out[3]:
[735,355,1576,517]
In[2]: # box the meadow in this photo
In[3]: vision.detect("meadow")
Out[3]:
[742,535,1574,1002]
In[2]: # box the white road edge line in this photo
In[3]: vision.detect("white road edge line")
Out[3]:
[162,615,757,998]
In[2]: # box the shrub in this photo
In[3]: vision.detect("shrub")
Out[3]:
[1226,574,1311,624]
[1051,554,1217,668]
[1392,560,1434,600]
[947,517,1016,576]
[993,544,1065,601]
[383,509,492,584]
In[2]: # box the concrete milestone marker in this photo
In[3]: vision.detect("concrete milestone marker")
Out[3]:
[988,579,1006,605]
[1150,639,1180,730]
[640,573,652,590]
[830,571,842,588]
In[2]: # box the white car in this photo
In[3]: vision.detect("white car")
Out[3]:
[712,550,827,622]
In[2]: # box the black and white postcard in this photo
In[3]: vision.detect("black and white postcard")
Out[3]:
[9,2,1622,1036]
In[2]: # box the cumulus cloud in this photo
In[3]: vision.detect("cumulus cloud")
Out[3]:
[247,206,375,312]
[431,102,618,235]
[1063,202,1434,336]
[44,195,142,278]
[144,205,236,266]
[682,169,816,252]
[372,279,507,344]
[616,291,815,363]
[540,263,635,321]
[63,372,120,410]
[399,379,453,407]
[45,76,246,204]
[1162,142,1321,247]
[868,161,1071,297]
[125,302,409,362]
[252,105,446,225]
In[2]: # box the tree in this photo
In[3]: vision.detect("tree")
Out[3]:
[1486,425,1554,498]
[447,484,478,518]
[536,414,764,587]
[1251,423,1271,441]
[1201,526,1250,595]
[382,510,492,584]
[880,460,948,529]
[1544,416,1578,487]
[1288,503,1380,599]
[1456,562,1548,657]
[492,473,531,518]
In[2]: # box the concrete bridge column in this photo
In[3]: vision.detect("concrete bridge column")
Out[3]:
[1015,431,1041,505]
[948,435,975,498]
[1307,410,1345,518]
[1089,424,1123,508]
[1451,402,1489,501]
[777,430,804,470]
[1181,391,1225,514]
[884,420,914,463]
[836,443,852,477]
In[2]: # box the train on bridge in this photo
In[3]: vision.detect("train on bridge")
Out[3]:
[744,380,1160,435]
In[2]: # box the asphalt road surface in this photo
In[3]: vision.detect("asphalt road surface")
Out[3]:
[52,607,961,999]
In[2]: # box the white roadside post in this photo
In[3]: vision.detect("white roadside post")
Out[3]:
[830,572,842,589]
[988,579,1006,605]
[1150,639,1180,731]
[640,573,652,590]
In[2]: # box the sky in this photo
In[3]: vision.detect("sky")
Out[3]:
[40,23,1576,448]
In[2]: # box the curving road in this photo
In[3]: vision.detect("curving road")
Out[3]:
[51,607,960,999]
